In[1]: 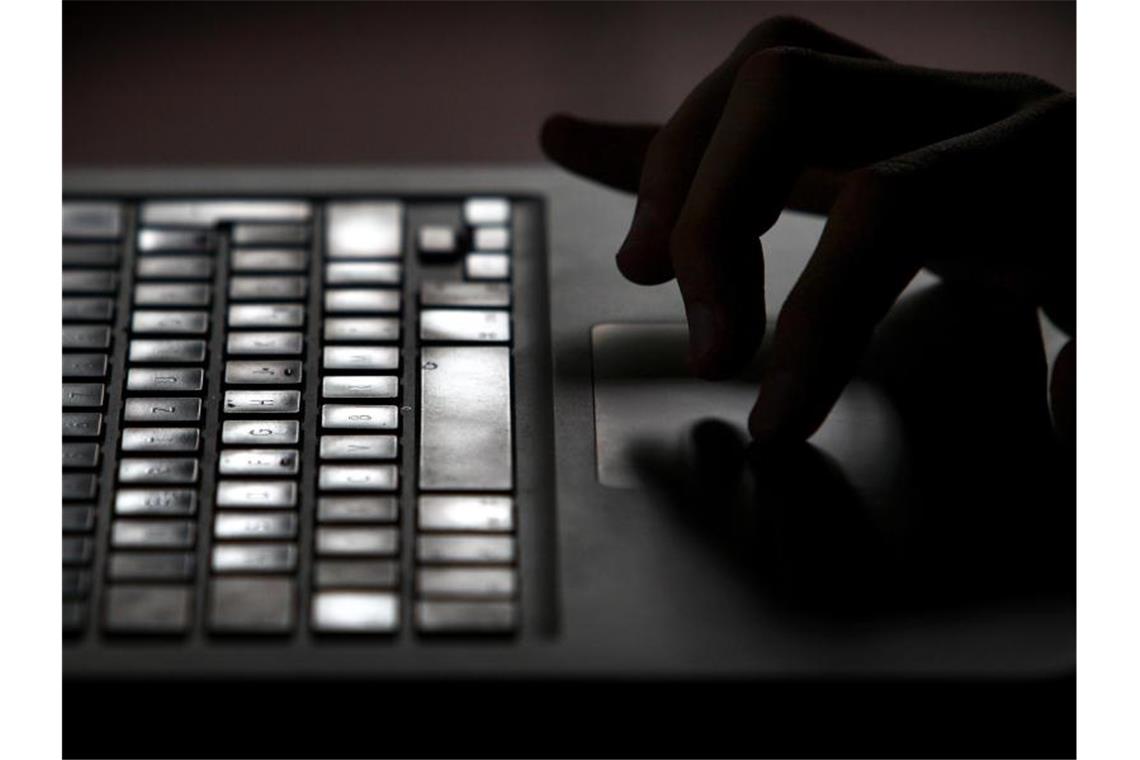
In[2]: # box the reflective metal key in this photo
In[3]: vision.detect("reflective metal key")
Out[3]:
[318,464,398,492]
[107,552,196,581]
[322,376,398,400]
[463,197,510,226]
[229,276,307,300]
[137,228,213,252]
[317,496,398,523]
[224,390,301,414]
[62,325,111,350]
[123,397,202,423]
[215,480,297,508]
[324,289,401,314]
[322,346,399,371]
[62,354,109,378]
[420,281,510,308]
[63,202,122,239]
[321,404,398,430]
[111,519,197,549]
[225,360,303,385]
[326,262,402,285]
[62,473,97,500]
[420,309,510,343]
[419,347,512,490]
[465,253,510,280]
[62,270,117,294]
[314,560,399,589]
[62,442,100,469]
[227,331,304,355]
[218,449,300,476]
[62,506,96,533]
[221,420,300,445]
[417,225,458,256]
[129,339,207,363]
[323,317,400,342]
[135,283,211,306]
[62,412,103,438]
[231,224,310,246]
[212,543,298,573]
[126,367,204,393]
[316,527,398,556]
[228,303,305,328]
[115,489,197,516]
[131,311,209,335]
[214,511,298,540]
[472,226,510,251]
[415,600,518,634]
[311,591,399,633]
[121,428,200,453]
[63,243,120,267]
[326,201,403,259]
[208,577,297,633]
[62,383,105,408]
[118,458,199,484]
[416,567,517,599]
[319,435,398,460]
[103,585,192,634]
[231,248,308,272]
[417,495,514,532]
[63,537,93,565]
[141,200,312,227]
[417,535,517,564]
[136,255,213,279]
[62,297,115,322]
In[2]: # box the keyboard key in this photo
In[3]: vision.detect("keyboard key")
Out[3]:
[416,567,517,599]
[321,404,399,431]
[141,200,312,227]
[62,353,109,378]
[417,225,458,256]
[225,360,303,385]
[129,339,207,363]
[231,224,310,246]
[62,506,96,533]
[103,585,193,634]
[314,560,399,589]
[327,201,403,259]
[229,276,307,301]
[227,331,304,355]
[326,262,402,285]
[221,419,300,445]
[311,591,399,633]
[218,448,300,476]
[317,496,398,524]
[224,390,301,414]
[62,297,115,322]
[63,243,120,267]
[208,577,297,634]
[62,442,100,469]
[137,228,213,252]
[419,347,512,490]
[211,543,298,573]
[62,269,117,294]
[62,473,97,500]
[417,535,517,564]
[112,519,196,549]
[231,248,308,272]
[107,552,196,581]
[324,289,401,315]
[115,489,197,516]
[131,311,210,335]
[62,412,103,438]
[63,536,93,565]
[121,427,201,452]
[63,569,92,599]
[465,253,510,280]
[323,317,400,342]
[228,303,305,328]
[319,434,398,460]
[123,397,202,423]
[322,376,398,400]
[126,368,205,393]
[415,600,518,634]
[136,255,213,279]
[62,383,105,408]
[135,283,211,306]
[316,527,398,557]
[62,325,111,350]
[318,464,398,492]
[322,346,399,371]
[63,201,122,239]
[214,511,298,540]
[417,495,514,532]
[420,309,511,343]
[420,281,510,308]
[118,458,200,484]
[472,226,510,251]
[463,197,510,226]
[215,480,297,508]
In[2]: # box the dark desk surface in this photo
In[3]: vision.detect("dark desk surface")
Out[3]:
[64,1,1074,166]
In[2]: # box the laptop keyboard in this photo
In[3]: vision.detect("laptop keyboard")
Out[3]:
[62,196,524,638]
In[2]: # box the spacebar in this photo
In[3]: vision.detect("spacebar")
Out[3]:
[419,347,512,491]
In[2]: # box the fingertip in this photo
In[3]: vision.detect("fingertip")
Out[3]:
[748,369,810,443]
[538,113,582,162]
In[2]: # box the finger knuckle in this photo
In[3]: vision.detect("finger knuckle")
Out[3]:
[735,46,814,91]
[739,15,819,52]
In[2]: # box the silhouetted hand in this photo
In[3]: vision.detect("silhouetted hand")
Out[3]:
[540,16,1075,443]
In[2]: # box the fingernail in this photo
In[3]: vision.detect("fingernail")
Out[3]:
[687,302,720,369]
[749,370,797,442]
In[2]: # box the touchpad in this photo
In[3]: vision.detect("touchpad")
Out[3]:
[591,323,905,493]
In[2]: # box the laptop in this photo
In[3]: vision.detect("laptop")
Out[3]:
[62,165,1074,753]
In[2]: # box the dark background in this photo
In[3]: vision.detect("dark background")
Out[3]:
[64,0,1075,166]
